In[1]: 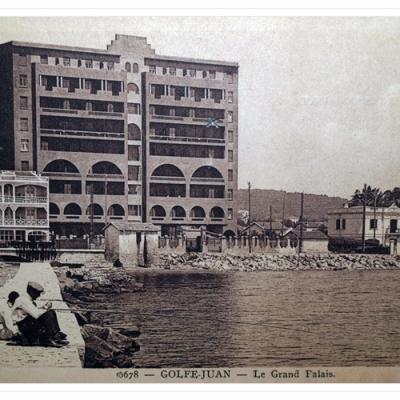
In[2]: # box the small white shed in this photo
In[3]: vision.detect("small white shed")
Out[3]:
[104,222,161,268]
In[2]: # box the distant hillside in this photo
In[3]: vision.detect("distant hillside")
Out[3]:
[237,189,347,222]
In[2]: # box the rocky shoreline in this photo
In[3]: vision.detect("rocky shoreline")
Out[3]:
[54,256,143,368]
[157,253,400,272]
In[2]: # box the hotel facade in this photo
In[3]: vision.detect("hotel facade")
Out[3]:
[0,35,239,238]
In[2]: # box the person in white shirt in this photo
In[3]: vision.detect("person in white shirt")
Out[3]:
[7,282,68,347]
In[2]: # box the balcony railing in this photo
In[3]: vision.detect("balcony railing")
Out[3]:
[40,128,124,139]
[0,196,48,204]
[191,177,225,183]
[1,218,48,227]
[42,171,80,178]
[150,176,185,181]
[41,108,124,118]
[149,135,225,144]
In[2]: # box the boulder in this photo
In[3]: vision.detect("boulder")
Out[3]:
[119,327,141,338]
[105,328,134,352]
[112,354,133,368]
[74,311,89,326]
[81,324,109,340]
[84,335,121,368]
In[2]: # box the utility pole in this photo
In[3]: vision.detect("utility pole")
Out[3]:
[104,171,108,227]
[373,194,377,240]
[269,205,273,234]
[361,197,366,253]
[281,192,286,235]
[89,185,94,243]
[299,192,304,254]
[248,181,252,253]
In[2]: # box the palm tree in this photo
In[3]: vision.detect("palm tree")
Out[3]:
[350,185,383,251]
[350,184,382,207]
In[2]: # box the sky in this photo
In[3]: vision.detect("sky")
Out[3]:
[0,16,399,198]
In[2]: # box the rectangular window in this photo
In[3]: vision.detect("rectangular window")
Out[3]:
[40,55,48,64]
[149,65,156,74]
[20,118,28,131]
[342,219,346,230]
[162,67,167,75]
[18,54,27,66]
[20,96,28,110]
[19,74,28,88]
[20,139,29,152]
[228,169,233,181]
[107,61,114,70]
[228,208,233,220]
[227,189,233,200]
[209,70,216,79]
[0,230,14,241]
[128,145,140,161]
[227,91,233,103]
[370,219,378,229]
[21,161,29,171]
[228,130,234,142]
[228,150,233,162]
[189,69,196,77]
[336,219,341,230]
[41,140,49,150]
[225,72,233,83]
[85,59,93,68]
[228,111,233,123]
[169,67,176,76]
[63,57,71,66]
[128,103,141,114]
[128,166,140,181]
[128,205,141,216]
[183,69,187,76]
[128,184,140,195]
[64,183,72,194]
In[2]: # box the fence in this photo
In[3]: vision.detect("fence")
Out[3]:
[158,235,299,255]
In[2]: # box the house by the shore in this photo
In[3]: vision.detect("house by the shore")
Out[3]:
[327,203,400,248]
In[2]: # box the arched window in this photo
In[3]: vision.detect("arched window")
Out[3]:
[43,159,80,174]
[132,63,139,73]
[190,206,205,219]
[4,207,13,220]
[64,203,82,215]
[210,207,225,219]
[128,124,141,140]
[192,166,223,179]
[107,204,125,216]
[152,164,184,177]
[86,203,104,216]
[125,62,131,72]
[89,161,122,175]
[127,82,139,94]
[150,205,166,217]
[49,203,60,215]
[170,206,186,218]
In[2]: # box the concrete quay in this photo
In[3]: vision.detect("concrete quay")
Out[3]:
[0,262,84,368]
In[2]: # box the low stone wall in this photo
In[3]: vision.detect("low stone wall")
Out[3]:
[157,253,400,272]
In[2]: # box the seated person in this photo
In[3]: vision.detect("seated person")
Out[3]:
[7,282,69,348]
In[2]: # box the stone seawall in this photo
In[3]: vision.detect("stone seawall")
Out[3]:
[157,253,400,272]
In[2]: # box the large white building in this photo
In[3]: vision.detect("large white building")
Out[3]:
[0,170,50,242]
[327,203,400,247]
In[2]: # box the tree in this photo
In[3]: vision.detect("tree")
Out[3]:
[350,184,382,207]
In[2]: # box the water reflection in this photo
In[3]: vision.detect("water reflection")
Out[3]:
[100,270,400,367]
